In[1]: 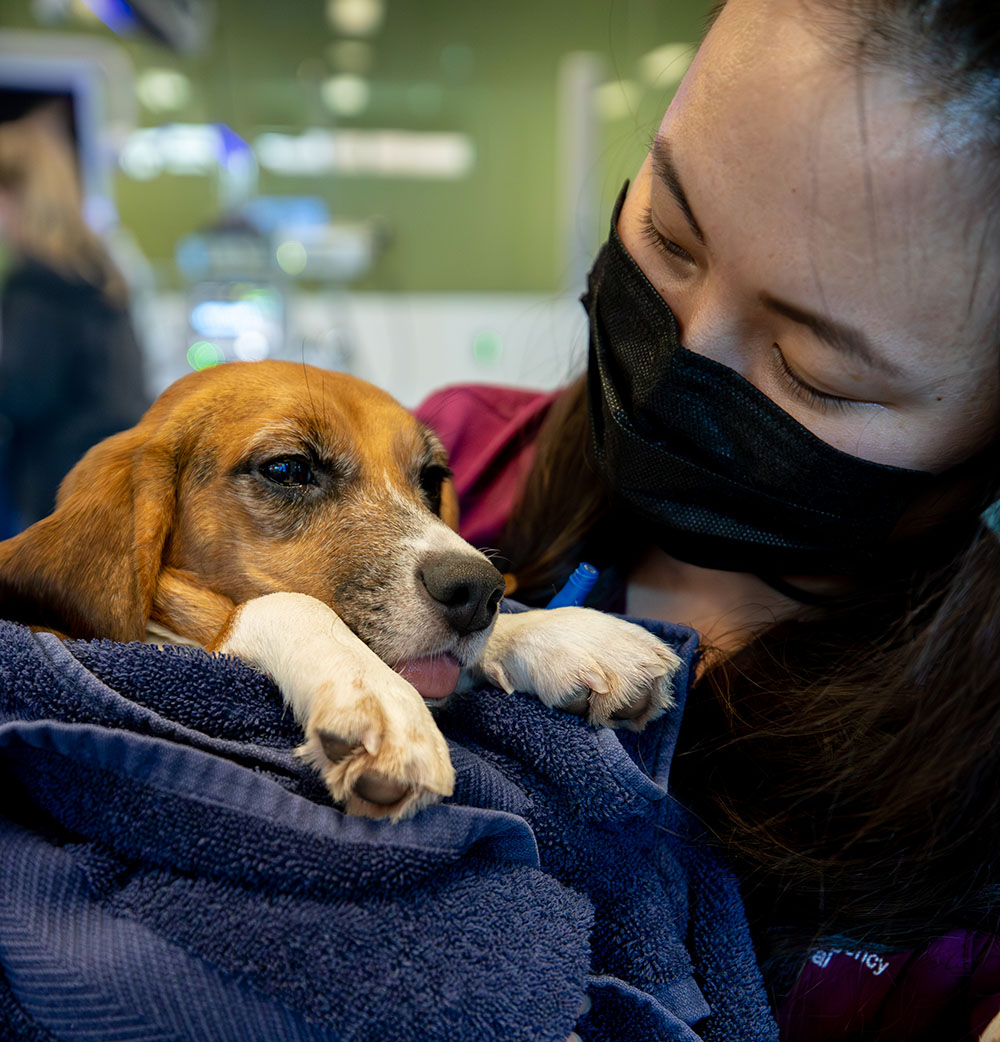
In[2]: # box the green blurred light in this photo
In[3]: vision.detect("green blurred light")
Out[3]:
[472,329,503,366]
[276,240,308,276]
[187,340,224,370]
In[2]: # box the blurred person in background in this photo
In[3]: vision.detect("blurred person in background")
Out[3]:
[0,102,148,533]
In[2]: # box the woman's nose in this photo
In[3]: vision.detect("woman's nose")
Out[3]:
[669,284,754,378]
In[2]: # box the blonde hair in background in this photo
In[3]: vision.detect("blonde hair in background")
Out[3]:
[0,111,126,305]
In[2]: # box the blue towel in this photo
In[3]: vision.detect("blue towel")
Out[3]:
[0,613,778,1042]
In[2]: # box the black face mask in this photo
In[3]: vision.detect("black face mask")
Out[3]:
[582,185,936,577]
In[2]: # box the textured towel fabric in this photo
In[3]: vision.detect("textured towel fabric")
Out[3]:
[0,614,778,1042]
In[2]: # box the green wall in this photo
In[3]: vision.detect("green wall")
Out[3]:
[1,0,711,291]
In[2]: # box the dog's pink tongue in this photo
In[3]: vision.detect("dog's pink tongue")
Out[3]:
[394,654,461,699]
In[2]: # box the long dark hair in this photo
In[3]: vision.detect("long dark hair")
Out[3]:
[502,0,1000,956]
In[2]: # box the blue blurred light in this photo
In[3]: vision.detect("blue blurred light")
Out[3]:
[242,196,330,236]
[190,300,260,339]
[80,0,141,33]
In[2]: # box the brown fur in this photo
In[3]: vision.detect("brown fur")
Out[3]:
[0,360,460,652]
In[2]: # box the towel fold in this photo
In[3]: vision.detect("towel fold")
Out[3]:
[0,614,778,1041]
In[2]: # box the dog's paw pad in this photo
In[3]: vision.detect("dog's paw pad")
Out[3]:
[609,689,652,722]
[557,689,591,716]
[353,773,412,807]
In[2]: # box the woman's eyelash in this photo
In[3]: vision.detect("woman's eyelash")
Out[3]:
[638,206,693,263]
[635,207,869,416]
[771,346,857,413]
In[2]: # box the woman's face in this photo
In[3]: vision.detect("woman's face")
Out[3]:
[618,0,999,473]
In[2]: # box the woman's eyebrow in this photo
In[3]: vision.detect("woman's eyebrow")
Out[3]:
[652,135,903,380]
[650,136,706,246]
[760,292,905,376]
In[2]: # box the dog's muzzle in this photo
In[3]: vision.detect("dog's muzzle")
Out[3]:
[389,552,504,702]
[419,552,504,636]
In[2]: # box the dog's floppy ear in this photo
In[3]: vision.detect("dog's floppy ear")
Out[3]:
[439,475,460,532]
[0,426,176,641]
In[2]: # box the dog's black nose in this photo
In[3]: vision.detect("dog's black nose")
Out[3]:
[420,553,505,635]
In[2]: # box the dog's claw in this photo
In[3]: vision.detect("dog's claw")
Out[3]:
[485,660,515,695]
[580,668,612,697]
[320,734,358,763]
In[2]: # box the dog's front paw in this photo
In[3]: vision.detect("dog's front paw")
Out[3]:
[474,609,681,730]
[297,669,455,821]
[215,593,455,822]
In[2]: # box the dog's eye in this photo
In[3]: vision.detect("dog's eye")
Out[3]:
[419,464,450,514]
[262,457,313,487]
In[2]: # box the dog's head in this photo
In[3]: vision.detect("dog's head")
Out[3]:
[0,361,504,690]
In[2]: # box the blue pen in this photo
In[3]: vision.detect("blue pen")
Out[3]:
[546,562,599,608]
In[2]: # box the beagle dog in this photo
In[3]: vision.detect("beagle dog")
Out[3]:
[0,361,678,819]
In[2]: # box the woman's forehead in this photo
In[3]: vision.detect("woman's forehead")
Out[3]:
[660,0,998,367]
[677,0,974,234]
